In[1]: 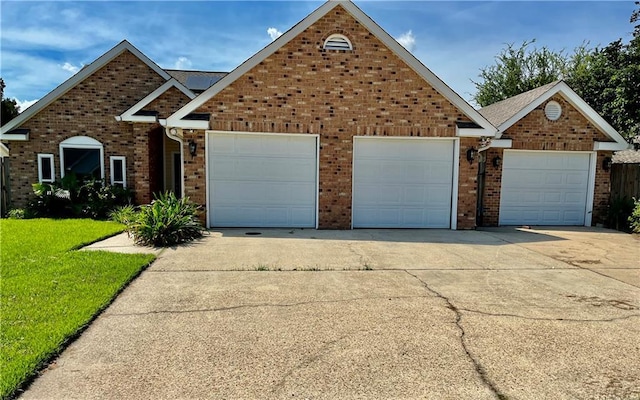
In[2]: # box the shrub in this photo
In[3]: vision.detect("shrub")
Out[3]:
[7,208,28,219]
[629,198,640,234]
[109,205,138,225]
[27,174,133,219]
[127,192,205,247]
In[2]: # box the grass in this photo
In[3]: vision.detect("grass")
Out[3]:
[0,219,156,399]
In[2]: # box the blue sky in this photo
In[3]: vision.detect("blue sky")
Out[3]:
[0,1,635,110]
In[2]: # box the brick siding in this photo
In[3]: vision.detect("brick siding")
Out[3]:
[481,95,612,226]
[192,5,477,229]
[5,50,167,208]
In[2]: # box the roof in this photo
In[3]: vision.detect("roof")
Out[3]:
[117,78,196,123]
[478,80,628,149]
[612,150,640,164]
[166,0,496,136]
[478,81,560,127]
[165,70,228,92]
[0,40,171,138]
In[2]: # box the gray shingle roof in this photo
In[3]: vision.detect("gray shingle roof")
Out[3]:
[612,149,640,164]
[478,81,561,127]
[165,69,228,91]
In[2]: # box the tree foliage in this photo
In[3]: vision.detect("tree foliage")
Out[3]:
[1,78,20,126]
[473,4,640,140]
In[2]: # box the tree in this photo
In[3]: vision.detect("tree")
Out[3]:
[1,78,20,126]
[473,3,640,141]
[471,40,571,107]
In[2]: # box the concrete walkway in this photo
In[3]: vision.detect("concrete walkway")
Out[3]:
[22,227,640,399]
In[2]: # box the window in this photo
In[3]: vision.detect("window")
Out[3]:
[110,156,126,187]
[37,154,55,183]
[59,136,104,181]
[323,34,353,51]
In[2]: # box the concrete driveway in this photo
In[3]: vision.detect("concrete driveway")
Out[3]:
[22,227,640,399]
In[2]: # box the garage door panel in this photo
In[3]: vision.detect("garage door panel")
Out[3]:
[353,138,453,228]
[209,133,317,227]
[499,151,590,226]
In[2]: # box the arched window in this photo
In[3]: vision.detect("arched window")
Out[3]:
[59,136,105,181]
[323,34,353,51]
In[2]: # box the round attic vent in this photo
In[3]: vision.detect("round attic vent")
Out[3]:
[544,101,562,121]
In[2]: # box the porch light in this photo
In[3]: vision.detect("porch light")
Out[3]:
[188,140,197,157]
[602,156,612,171]
[466,147,477,164]
[492,156,502,168]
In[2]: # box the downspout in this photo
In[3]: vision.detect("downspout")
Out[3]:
[160,120,185,199]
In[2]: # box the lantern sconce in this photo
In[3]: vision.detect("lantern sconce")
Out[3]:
[602,156,612,172]
[466,147,477,164]
[188,140,197,157]
[492,156,502,168]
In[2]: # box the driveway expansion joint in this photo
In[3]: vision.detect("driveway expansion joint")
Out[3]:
[404,270,507,400]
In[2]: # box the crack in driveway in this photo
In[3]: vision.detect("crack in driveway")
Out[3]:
[405,270,507,400]
[457,308,640,322]
[104,294,430,317]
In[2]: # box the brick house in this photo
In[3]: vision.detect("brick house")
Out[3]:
[0,0,629,229]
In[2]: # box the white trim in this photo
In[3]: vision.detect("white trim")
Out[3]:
[495,81,627,147]
[167,1,496,135]
[118,78,195,123]
[490,139,513,149]
[205,130,320,229]
[351,136,458,230]
[456,127,493,137]
[59,136,105,180]
[1,133,28,141]
[585,152,597,227]
[1,40,170,137]
[205,131,210,228]
[0,143,9,157]
[37,153,55,183]
[109,156,127,187]
[594,141,630,151]
[451,139,460,230]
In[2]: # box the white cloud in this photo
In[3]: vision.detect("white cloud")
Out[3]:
[396,30,416,52]
[16,99,39,113]
[173,56,193,69]
[61,62,80,74]
[267,27,283,41]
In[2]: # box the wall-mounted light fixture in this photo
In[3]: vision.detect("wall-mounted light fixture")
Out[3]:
[602,156,612,172]
[492,156,502,168]
[466,147,477,164]
[188,140,197,157]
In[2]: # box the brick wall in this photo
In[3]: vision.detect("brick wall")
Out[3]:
[145,87,191,119]
[5,50,166,208]
[192,5,477,229]
[481,95,612,226]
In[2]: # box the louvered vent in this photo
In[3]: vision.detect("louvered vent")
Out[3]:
[323,34,352,51]
[544,101,562,121]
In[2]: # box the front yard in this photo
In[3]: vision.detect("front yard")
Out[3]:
[0,219,155,399]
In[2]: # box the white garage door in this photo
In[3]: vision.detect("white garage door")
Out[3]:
[352,137,454,228]
[499,151,592,226]
[208,132,317,228]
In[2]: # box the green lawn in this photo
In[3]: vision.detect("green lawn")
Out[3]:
[0,219,156,399]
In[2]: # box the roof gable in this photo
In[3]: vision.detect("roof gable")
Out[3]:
[117,78,195,122]
[0,40,170,137]
[166,0,496,135]
[479,81,628,148]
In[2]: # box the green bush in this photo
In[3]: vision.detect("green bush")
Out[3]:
[126,192,205,247]
[27,173,133,219]
[7,208,29,219]
[629,198,640,234]
[109,205,138,225]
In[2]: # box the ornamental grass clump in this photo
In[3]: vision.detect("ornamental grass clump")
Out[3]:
[121,192,205,247]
